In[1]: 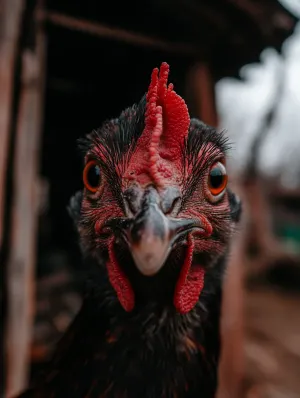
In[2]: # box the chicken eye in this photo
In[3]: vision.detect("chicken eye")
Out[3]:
[208,162,227,197]
[83,161,101,193]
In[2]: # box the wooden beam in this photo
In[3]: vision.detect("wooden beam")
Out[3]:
[187,63,218,126]
[0,0,25,250]
[217,204,300,398]
[38,10,200,56]
[217,216,246,398]
[5,1,47,395]
[175,0,228,30]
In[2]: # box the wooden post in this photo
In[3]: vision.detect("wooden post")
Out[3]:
[0,0,25,250]
[5,1,46,395]
[186,63,218,126]
[216,214,247,398]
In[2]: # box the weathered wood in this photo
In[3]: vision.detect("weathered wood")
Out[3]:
[243,177,280,256]
[0,0,25,250]
[5,1,47,395]
[39,10,200,56]
[216,215,246,398]
[217,216,300,398]
[217,133,297,398]
[187,63,218,126]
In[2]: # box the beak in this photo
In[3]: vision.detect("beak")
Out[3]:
[124,189,204,276]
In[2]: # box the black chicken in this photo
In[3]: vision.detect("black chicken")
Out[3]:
[18,63,241,398]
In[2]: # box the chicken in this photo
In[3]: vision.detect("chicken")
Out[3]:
[18,62,241,398]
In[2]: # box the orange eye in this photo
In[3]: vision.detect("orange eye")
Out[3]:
[208,162,228,197]
[83,161,102,193]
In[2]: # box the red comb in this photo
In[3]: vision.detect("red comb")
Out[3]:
[124,63,190,188]
[109,64,192,313]
[145,62,190,186]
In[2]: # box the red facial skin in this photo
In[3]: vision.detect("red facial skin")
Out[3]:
[80,63,232,314]
[123,62,190,188]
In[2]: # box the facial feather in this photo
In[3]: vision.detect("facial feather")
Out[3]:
[73,63,240,314]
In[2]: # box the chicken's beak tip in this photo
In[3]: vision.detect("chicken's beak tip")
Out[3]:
[129,235,171,276]
[122,187,201,276]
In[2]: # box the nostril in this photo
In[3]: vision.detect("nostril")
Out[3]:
[123,187,142,215]
[125,197,139,215]
[171,198,181,213]
[160,187,181,215]
[167,197,181,215]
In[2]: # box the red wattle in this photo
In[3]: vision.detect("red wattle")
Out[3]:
[174,236,205,314]
[107,239,135,312]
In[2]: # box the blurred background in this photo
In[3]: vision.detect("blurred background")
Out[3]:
[0,0,299,397]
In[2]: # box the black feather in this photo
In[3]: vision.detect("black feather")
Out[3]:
[228,189,242,223]
[67,190,83,226]
[78,95,146,165]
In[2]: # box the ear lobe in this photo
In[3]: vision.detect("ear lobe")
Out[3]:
[67,190,83,226]
[227,189,242,223]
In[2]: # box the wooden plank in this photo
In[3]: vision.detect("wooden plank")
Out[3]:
[217,205,300,398]
[187,63,218,126]
[0,0,25,250]
[243,177,279,256]
[217,214,246,398]
[39,10,200,56]
[5,1,47,395]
